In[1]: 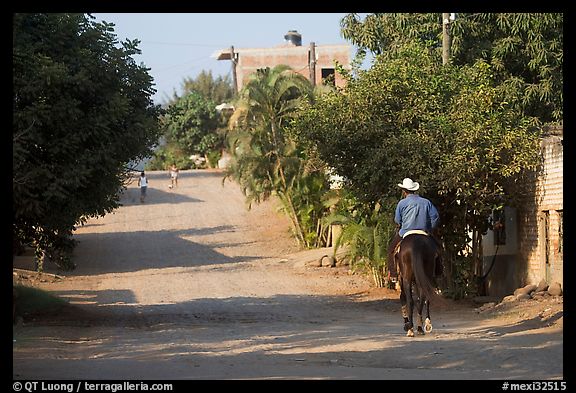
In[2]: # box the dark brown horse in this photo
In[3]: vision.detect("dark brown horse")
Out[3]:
[396,233,442,337]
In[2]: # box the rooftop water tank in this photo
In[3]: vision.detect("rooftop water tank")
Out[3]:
[284,30,302,46]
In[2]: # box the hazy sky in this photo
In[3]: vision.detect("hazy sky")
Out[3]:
[93,13,359,105]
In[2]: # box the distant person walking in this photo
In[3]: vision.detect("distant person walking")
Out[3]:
[169,163,179,189]
[138,171,148,203]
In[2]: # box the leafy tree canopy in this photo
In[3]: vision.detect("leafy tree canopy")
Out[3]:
[160,91,220,156]
[225,65,319,247]
[13,13,162,268]
[166,70,234,107]
[291,42,541,269]
[340,13,563,123]
[150,70,234,170]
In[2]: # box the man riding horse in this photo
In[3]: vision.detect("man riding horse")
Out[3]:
[387,178,444,283]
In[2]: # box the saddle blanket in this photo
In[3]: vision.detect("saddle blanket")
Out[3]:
[402,229,429,238]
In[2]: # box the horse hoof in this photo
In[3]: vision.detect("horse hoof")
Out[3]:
[404,322,413,332]
[406,328,415,337]
[417,326,425,335]
[424,318,433,333]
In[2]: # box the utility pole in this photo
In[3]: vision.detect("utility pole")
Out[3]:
[309,42,316,86]
[230,46,238,94]
[442,13,452,65]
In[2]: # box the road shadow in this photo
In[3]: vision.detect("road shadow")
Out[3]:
[21,290,402,329]
[177,169,226,179]
[47,289,138,310]
[488,310,564,335]
[16,291,563,380]
[119,185,204,206]
[128,169,226,183]
[65,226,262,275]
[121,170,227,206]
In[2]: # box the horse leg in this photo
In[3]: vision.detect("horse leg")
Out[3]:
[400,280,409,328]
[415,288,426,335]
[424,299,433,333]
[402,278,415,337]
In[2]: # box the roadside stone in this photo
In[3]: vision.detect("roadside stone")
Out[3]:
[514,284,537,297]
[516,293,531,301]
[335,257,348,267]
[320,255,336,267]
[502,295,516,303]
[547,282,563,296]
[535,279,549,293]
[532,291,550,300]
[475,302,496,313]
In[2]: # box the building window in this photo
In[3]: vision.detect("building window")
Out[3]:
[321,68,335,86]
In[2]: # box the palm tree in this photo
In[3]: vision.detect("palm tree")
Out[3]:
[225,65,313,247]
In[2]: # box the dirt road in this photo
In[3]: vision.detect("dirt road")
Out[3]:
[12,170,563,380]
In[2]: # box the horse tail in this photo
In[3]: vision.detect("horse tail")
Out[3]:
[410,236,445,305]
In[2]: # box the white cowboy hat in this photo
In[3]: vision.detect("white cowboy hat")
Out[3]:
[398,178,419,191]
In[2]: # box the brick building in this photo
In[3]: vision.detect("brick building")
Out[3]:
[213,30,351,91]
[518,127,563,287]
[482,126,563,297]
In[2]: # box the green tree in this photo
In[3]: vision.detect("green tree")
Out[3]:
[341,13,441,58]
[13,13,162,270]
[179,70,234,104]
[292,42,542,296]
[224,65,318,247]
[324,191,396,287]
[341,13,563,123]
[160,91,220,157]
[151,70,233,170]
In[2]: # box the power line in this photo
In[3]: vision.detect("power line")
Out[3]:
[152,56,215,73]
[140,41,229,48]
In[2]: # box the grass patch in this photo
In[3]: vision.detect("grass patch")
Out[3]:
[14,284,68,319]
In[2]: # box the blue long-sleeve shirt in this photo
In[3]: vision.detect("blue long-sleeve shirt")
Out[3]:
[394,194,440,237]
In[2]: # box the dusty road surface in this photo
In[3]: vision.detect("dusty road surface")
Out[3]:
[13,170,563,380]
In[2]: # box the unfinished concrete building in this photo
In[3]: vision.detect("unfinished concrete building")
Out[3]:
[213,30,351,92]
